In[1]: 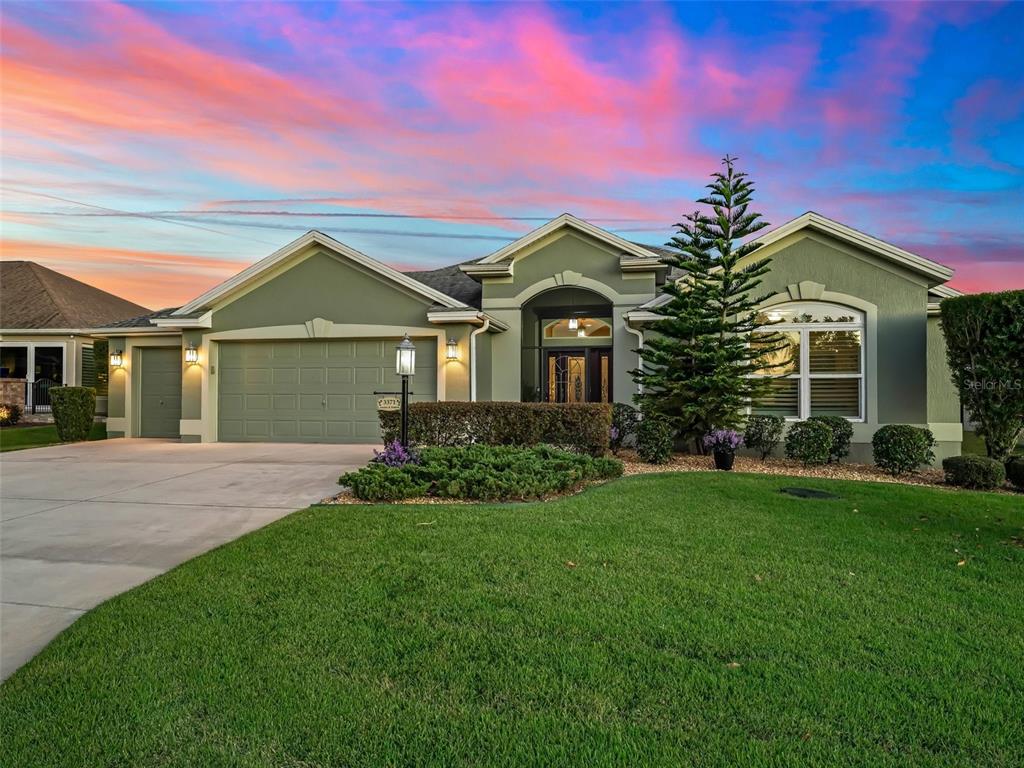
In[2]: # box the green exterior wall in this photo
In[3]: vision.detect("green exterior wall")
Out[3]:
[926,315,959,424]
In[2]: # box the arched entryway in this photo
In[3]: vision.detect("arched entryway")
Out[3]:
[521,287,613,403]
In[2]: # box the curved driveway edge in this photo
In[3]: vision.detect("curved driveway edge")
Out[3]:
[0,438,373,680]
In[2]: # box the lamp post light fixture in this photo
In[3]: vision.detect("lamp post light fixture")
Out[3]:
[395,334,416,447]
[110,350,124,368]
[445,337,459,362]
[184,343,199,364]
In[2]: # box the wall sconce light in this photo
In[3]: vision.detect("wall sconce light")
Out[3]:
[577,328,586,338]
[184,343,199,364]
[110,350,124,368]
[568,317,579,331]
[445,337,459,362]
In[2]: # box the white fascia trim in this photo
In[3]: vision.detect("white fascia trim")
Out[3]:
[152,311,213,329]
[927,302,942,316]
[475,213,659,265]
[0,328,94,335]
[753,212,954,283]
[619,256,666,272]
[88,328,183,337]
[426,310,509,332]
[460,262,513,277]
[624,310,662,325]
[929,283,963,299]
[173,230,467,316]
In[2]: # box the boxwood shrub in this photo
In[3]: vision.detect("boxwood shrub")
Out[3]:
[872,424,935,476]
[1005,458,1024,491]
[784,420,833,466]
[744,414,784,460]
[339,444,623,502]
[808,415,854,463]
[50,386,96,443]
[379,402,611,456]
[636,417,673,464]
[942,455,1006,490]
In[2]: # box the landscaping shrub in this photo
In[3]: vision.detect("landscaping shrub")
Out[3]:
[940,290,1024,460]
[808,415,854,463]
[379,402,611,456]
[872,424,936,476]
[50,386,96,443]
[636,417,673,464]
[1005,458,1024,491]
[744,415,784,460]
[784,420,833,465]
[372,440,419,467]
[0,402,23,427]
[942,455,1006,490]
[610,402,640,455]
[339,444,623,502]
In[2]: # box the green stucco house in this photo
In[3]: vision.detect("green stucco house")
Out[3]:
[99,212,963,462]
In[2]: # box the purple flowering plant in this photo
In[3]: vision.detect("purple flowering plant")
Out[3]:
[372,440,419,467]
[702,429,743,453]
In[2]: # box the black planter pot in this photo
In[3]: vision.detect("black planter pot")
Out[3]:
[713,449,735,471]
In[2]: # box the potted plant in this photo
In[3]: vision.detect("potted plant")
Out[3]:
[703,429,743,471]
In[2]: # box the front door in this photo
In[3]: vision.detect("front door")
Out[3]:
[545,349,611,403]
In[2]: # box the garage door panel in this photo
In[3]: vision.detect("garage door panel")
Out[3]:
[219,338,435,443]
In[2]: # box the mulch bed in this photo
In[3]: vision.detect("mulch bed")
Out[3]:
[322,451,1018,504]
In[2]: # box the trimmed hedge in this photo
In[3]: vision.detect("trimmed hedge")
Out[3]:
[610,403,640,455]
[784,420,833,466]
[50,386,96,443]
[744,415,784,460]
[339,444,623,502]
[1006,458,1024,491]
[379,401,612,456]
[872,425,935,476]
[636,417,673,464]
[942,455,1006,490]
[0,402,23,427]
[808,415,854,463]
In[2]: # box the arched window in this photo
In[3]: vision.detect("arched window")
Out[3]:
[543,317,612,339]
[751,302,864,421]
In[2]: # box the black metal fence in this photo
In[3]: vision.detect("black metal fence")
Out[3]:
[29,378,56,414]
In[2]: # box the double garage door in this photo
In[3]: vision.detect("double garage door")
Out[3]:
[218,338,436,443]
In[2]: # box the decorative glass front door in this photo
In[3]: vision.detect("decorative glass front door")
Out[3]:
[545,350,611,403]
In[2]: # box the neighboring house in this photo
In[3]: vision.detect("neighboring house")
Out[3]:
[0,261,150,413]
[100,212,963,462]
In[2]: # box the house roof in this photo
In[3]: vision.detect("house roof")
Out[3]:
[0,261,150,330]
[403,260,482,307]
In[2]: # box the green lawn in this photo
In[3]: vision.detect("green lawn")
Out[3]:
[962,429,1024,457]
[2,474,1022,767]
[0,422,106,452]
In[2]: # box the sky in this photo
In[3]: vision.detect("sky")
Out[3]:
[1,0,1022,310]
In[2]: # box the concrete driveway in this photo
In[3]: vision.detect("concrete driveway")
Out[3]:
[0,438,373,680]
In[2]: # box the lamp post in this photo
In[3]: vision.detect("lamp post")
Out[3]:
[395,334,416,447]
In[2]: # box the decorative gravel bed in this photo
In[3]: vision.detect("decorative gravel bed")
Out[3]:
[620,450,965,489]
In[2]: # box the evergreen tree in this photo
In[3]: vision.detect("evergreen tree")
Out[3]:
[633,156,788,451]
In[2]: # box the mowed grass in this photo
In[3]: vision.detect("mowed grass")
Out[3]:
[2,474,1022,767]
[0,422,106,452]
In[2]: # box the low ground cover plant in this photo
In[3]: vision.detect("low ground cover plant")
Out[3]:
[872,424,935,476]
[340,444,622,502]
[942,455,1006,490]
[784,420,833,465]
[50,386,96,443]
[0,402,23,427]
[379,402,611,456]
[808,415,853,463]
[744,414,784,460]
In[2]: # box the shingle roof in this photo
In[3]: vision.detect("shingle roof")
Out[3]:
[104,307,182,329]
[0,261,150,329]
[403,261,482,308]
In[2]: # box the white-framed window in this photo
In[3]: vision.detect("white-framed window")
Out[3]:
[750,302,865,421]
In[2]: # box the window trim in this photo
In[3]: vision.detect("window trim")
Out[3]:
[752,305,866,423]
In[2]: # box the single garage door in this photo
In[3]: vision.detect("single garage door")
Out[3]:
[218,338,437,443]
[139,347,182,438]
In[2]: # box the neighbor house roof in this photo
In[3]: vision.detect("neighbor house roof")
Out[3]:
[0,261,150,330]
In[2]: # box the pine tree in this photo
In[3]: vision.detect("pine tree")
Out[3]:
[633,156,788,451]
